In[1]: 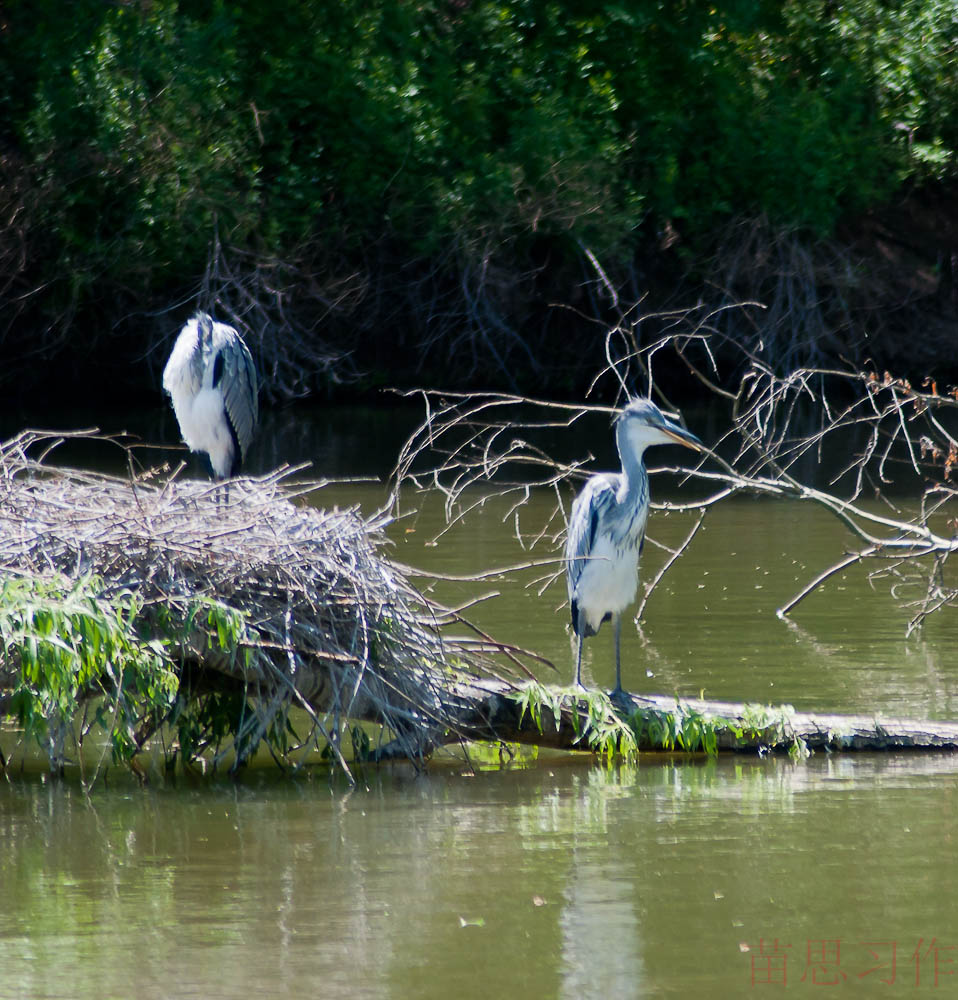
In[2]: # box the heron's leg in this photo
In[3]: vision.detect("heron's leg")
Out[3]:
[612,613,623,696]
[574,608,587,689]
[213,479,229,511]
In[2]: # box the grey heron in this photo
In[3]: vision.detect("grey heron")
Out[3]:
[162,312,258,485]
[564,397,703,695]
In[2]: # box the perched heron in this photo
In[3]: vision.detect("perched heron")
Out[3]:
[564,398,704,695]
[162,313,259,484]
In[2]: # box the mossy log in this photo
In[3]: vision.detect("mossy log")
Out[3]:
[371,682,958,759]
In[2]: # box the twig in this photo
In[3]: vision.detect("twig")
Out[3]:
[634,507,708,622]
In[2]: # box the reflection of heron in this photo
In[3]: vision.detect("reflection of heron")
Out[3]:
[162,313,259,484]
[564,398,703,694]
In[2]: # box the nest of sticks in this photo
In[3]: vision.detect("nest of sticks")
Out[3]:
[0,431,510,776]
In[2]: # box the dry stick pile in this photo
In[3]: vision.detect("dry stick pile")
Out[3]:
[0,431,513,775]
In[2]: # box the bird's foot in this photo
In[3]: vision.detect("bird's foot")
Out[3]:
[609,685,632,707]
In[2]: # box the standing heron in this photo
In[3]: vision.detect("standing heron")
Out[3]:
[162,313,259,486]
[564,398,703,695]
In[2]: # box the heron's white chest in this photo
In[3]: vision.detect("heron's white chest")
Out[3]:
[572,532,641,630]
[178,387,236,478]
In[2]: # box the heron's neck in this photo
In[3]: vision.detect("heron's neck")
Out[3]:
[616,425,649,497]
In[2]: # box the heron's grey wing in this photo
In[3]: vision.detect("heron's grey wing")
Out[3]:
[218,335,259,460]
[564,474,617,600]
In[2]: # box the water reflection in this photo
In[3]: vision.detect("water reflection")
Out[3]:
[3,755,958,998]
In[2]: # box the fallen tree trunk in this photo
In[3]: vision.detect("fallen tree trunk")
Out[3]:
[374,681,958,759]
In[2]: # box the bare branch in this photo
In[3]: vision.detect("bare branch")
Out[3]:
[634,507,708,622]
[390,292,958,632]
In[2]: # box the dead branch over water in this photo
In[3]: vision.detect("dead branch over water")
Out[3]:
[391,330,958,631]
[376,352,958,759]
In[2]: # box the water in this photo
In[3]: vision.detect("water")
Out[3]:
[3,405,958,997]
[2,756,958,998]
[389,486,958,723]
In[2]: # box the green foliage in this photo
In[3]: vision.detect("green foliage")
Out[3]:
[171,688,249,768]
[203,600,249,661]
[5,2,955,294]
[629,704,727,757]
[514,682,638,760]
[1,0,956,393]
[0,571,275,773]
[512,683,729,762]
[0,574,177,765]
[739,702,810,758]
[9,0,253,303]
[161,596,261,771]
[511,684,816,760]
[514,681,566,735]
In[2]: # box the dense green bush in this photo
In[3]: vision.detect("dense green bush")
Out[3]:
[0,0,955,395]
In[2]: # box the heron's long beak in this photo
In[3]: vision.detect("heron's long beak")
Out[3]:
[661,421,704,452]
